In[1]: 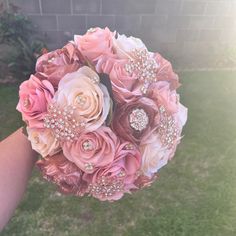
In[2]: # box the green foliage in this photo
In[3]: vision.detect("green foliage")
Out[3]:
[0,3,46,80]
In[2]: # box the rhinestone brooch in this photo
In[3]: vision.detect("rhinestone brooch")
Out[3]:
[125,48,159,94]
[129,108,149,132]
[158,106,179,149]
[44,103,86,142]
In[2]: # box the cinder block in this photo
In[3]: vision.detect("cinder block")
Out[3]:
[176,29,200,42]
[29,15,57,31]
[115,15,141,32]
[8,0,40,14]
[167,15,190,29]
[182,1,206,15]
[205,1,230,16]
[199,30,221,42]
[102,0,156,14]
[156,0,181,15]
[214,17,235,29]
[41,0,71,14]
[141,15,167,29]
[189,16,215,30]
[58,15,86,31]
[220,30,236,43]
[72,0,100,14]
[87,15,115,30]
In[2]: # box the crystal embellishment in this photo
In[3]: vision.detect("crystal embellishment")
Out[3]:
[158,106,179,149]
[125,48,159,94]
[88,176,124,199]
[44,104,86,141]
[129,108,149,132]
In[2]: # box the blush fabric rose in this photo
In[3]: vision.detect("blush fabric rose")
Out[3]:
[74,27,114,62]
[96,57,142,103]
[17,75,54,128]
[112,33,147,59]
[140,133,177,177]
[83,142,141,201]
[27,127,61,157]
[36,153,88,196]
[112,97,160,144]
[54,66,110,131]
[62,126,119,173]
[148,81,179,114]
[36,42,80,88]
[154,53,180,90]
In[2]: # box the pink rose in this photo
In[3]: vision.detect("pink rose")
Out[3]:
[74,27,114,62]
[36,43,80,88]
[148,81,179,114]
[17,75,54,128]
[83,142,141,201]
[62,127,119,173]
[112,97,160,144]
[96,57,142,103]
[154,53,180,90]
[36,153,88,196]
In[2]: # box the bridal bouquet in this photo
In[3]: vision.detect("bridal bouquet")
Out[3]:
[17,27,187,201]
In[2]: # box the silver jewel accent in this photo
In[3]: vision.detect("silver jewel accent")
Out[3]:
[82,140,94,151]
[88,176,124,198]
[125,48,159,94]
[129,108,149,132]
[76,95,86,106]
[124,143,135,150]
[84,163,94,171]
[87,27,96,33]
[44,103,86,141]
[158,106,179,149]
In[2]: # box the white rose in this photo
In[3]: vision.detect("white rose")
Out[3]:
[27,127,61,157]
[113,33,147,59]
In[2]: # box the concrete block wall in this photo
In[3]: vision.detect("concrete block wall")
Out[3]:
[1,0,236,68]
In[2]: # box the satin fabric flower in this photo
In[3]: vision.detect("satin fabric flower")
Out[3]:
[140,133,176,177]
[112,97,160,144]
[36,42,80,88]
[74,27,114,62]
[17,75,54,128]
[37,152,88,196]
[62,126,119,173]
[154,53,180,90]
[148,81,179,114]
[112,33,147,59]
[54,66,110,132]
[96,57,142,103]
[27,127,61,157]
[83,142,141,201]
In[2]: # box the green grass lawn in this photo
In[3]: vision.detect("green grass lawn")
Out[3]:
[1,71,236,236]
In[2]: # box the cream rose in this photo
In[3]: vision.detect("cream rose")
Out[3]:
[54,66,110,132]
[27,127,61,157]
[113,33,147,59]
[140,134,174,177]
